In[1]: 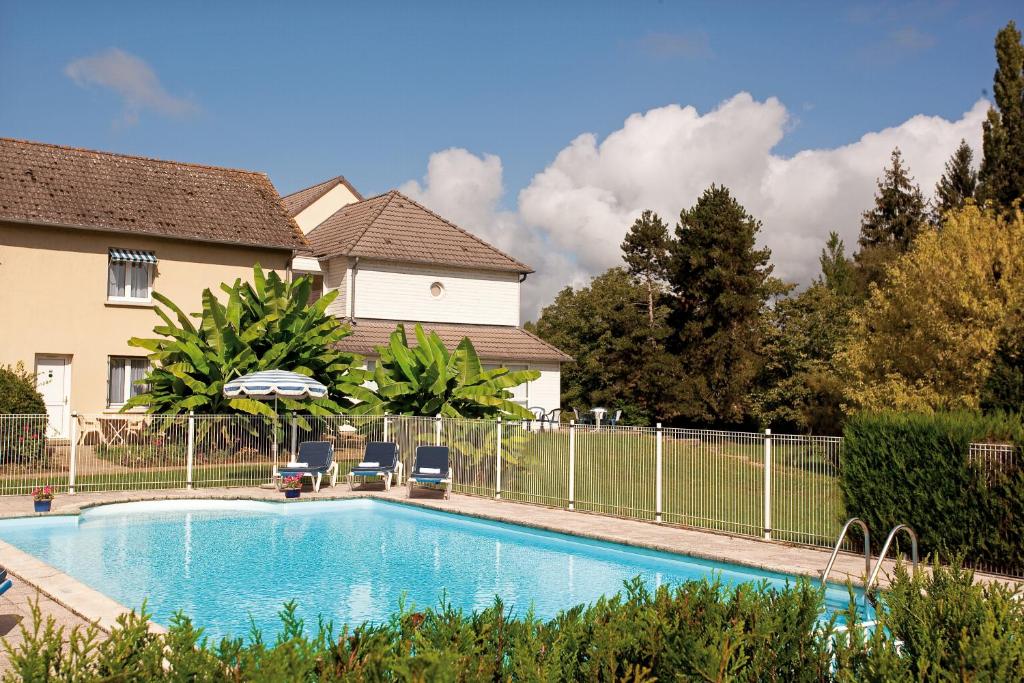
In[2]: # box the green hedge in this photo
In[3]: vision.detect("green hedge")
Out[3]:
[841,411,1024,572]
[5,565,1023,681]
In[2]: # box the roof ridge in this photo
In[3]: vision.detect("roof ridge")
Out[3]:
[347,190,402,253]
[280,175,344,200]
[0,137,269,179]
[386,190,532,272]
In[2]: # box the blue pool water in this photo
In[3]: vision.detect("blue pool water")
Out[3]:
[0,500,866,640]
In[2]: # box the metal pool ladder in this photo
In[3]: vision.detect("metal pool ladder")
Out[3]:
[821,517,871,588]
[821,519,920,591]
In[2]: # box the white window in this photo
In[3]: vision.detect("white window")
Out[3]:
[107,249,155,302]
[484,363,529,406]
[108,357,150,407]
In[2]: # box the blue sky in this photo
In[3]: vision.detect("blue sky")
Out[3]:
[1,1,1021,315]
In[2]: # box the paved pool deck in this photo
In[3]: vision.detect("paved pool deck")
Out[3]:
[0,484,1017,664]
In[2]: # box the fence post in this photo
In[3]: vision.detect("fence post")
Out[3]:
[290,413,297,459]
[435,415,442,446]
[763,428,772,541]
[383,415,390,442]
[568,420,576,511]
[186,411,195,490]
[655,423,663,523]
[68,412,78,495]
[495,418,502,500]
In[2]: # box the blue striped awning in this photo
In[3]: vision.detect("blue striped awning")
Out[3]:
[109,248,157,264]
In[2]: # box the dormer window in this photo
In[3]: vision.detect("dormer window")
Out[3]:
[108,248,156,303]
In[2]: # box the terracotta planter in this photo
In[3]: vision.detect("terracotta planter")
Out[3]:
[284,489,300,499]
[34,499,52,512]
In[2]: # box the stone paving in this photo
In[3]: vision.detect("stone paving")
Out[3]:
[0,483,1016,672]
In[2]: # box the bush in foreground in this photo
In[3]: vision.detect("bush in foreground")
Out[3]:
[5,564,1023,681]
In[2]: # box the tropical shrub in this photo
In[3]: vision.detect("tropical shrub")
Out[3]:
[361,324,539,419]
[126,266,378,418]
[0,362,45,415]
[842,411,1024,572]
[7,563,1023,681]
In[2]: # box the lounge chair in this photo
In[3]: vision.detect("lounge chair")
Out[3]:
[275,441,337,492]
[346,441,403,491]
[0,565,11,597]
[407,446,453,499]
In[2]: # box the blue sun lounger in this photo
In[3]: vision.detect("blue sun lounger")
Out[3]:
[275,441,337,492]
[407,446,452,499]
[346,441,403,491]
[0,566,10,597]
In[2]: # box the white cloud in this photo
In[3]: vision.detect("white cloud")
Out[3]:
[65,48,197,125]
[402,93,989,321]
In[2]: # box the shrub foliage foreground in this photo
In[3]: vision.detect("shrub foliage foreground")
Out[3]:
[5,563,1024,682]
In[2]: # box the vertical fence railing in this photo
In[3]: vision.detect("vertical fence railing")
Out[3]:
[2,411,1021,571]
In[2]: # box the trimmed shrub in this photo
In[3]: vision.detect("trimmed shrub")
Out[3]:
[841,411,1024,572]
[0,363,45,415]
[5,566,1023,681]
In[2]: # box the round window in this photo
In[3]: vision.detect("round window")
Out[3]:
[430,282,445,298]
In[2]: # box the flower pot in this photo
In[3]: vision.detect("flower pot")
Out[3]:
[284,489,300,499]
[34,500,52,512]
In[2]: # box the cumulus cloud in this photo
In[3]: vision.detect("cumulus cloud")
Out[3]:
[402,93,989,321]
[65,48,198,125]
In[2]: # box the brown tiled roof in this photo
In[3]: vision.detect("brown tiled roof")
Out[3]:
[0,138,306,250]
[305,190,532,273]
[336,318,571,362]
[280,175,363,217]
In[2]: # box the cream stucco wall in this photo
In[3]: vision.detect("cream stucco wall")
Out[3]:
[0,222,292,415]
[293,183,361,234]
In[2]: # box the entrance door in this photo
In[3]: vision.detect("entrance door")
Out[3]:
[35,355,71,438]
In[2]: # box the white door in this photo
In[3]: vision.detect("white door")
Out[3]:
[35,355,71,438]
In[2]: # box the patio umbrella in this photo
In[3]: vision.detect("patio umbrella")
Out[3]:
[223,369,327,413]
[223,370,329,462]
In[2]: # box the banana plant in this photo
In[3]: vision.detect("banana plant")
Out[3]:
[354,324,539,419]
[124,265,381,418]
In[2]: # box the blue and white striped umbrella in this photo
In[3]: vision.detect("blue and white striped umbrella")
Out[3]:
[223,370,327,400]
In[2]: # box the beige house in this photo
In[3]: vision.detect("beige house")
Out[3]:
[0,138,305,434]
[279,180,570,416]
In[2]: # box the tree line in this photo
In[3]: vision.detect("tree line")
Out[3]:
[527,21,1024,433]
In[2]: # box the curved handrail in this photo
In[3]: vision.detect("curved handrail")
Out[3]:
[821,517,871,588]
[866,524,919,591]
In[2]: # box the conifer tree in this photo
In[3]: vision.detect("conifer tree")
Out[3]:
[978,21,1024,209]
[932,140,977,224]
[855,148,929,291]
[818,231,854,297]
[666,185,782,424]
[620,210,671,326]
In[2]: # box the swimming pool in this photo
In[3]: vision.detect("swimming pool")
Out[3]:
[0,499,867,640]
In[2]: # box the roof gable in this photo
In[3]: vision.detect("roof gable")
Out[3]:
[305,190,532,273]
[280,175,363,217]
[0,138,305,251]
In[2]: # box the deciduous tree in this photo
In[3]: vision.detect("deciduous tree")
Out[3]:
[841,206,1024,412]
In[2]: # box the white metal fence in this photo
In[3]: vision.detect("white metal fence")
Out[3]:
[0,412,1019,574]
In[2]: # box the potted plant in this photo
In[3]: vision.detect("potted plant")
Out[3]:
[32,485,54,512]
[281,475,302,499]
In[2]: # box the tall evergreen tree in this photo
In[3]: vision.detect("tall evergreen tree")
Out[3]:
[855,148,929,292]
[818,231,854,297]
[932,140,977,224]
[978,21,1024,209]
[666,185,782,424]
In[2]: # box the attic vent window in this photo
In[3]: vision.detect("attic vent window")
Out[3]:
[430,282,445,299]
